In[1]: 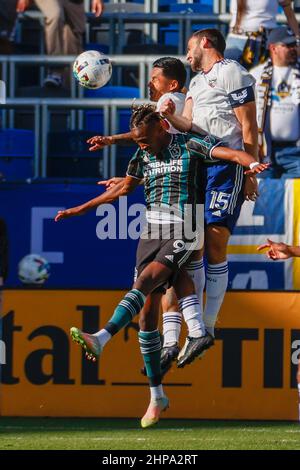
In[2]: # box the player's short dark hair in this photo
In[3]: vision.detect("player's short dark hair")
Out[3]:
[130,104,161,129]
[152,57,187,90]
[192,28,226,55]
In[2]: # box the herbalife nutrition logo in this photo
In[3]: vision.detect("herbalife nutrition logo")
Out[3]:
[0,80,6,104]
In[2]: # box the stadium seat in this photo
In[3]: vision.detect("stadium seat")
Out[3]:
[169,2,214,13]
[84,86,140,133]
[116,144,137,176]
[47,130,103,178]
[0,129,34,180]
[88,2,146,52]
[84,42,109,55]
[84,86,140,99]
[83,85,140,175]
[159,2,215,47]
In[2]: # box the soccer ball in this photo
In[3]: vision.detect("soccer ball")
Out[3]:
[73,50,112,89]
[18,254,50,285]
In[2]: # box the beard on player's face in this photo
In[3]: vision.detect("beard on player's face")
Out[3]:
[187,42,203,71]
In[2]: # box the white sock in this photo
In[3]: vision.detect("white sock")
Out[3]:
[162,312,182,347]
[204,262,228,337]
[150,384,164,401]
[93,329,111,348]
[178,294,205,338]
[186,258,206,307]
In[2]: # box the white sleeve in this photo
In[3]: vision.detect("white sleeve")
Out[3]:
[156,93,173,112]
[186,77,197,102]
[222,62,256,107]
[222,61,255,95]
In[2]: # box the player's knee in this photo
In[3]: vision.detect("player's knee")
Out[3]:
[133,274,153,296]
[174,270,195,298]
[134,267,169,295]
[205,239,227,264]
[161,288,178,312]
[206,249,226,264]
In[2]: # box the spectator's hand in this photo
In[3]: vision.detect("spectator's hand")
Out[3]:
[87,135,113,151]
[243,174,259,201]
[97,177,124,190]
[257,239,292,260]
[55,206,84,222]
[16,0,31,12]
[91,0,104,17]
[159,99,176,117]
[244,163,270,177]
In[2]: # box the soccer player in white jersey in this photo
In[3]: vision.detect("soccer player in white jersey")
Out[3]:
[160,28,259,367]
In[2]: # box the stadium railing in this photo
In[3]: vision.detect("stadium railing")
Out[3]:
[18,9,298,55]
[0,55,188,100]
[1,98,149,179]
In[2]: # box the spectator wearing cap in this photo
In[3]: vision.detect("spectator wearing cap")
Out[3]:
[251,26,300,177]
[225,0,300,69]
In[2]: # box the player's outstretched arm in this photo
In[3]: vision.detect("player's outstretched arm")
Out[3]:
[98,176,144,190]
[97,177,125,189]
[87,131,134,151]
[55,176,139,222]
[212,146,270,175]
[257,239,300,260]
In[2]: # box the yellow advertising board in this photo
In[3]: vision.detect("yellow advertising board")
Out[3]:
[1,290,300,420]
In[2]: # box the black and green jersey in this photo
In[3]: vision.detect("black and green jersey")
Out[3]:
[127,132,220,220]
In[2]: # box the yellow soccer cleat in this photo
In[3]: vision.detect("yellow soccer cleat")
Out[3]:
[141,396,169,429]
[70,327,102,361]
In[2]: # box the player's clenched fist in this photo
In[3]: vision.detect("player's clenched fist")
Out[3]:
[159,99,176,117]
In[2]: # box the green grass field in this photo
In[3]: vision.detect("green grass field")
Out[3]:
[0,418,300,450]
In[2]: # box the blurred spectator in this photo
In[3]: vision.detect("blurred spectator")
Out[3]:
[225,0,300,69]
[21,0,104,87]
[258,239,300,258]
[0,0,21,53]
[251,27,300,177]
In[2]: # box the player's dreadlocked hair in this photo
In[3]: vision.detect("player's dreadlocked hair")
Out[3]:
[130,103,161,129]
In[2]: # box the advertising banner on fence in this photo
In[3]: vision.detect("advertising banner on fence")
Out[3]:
[1,290,299,420]
[1,179,300,290]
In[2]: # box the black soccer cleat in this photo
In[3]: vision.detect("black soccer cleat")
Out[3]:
[160,344,180,376]
[177,333,214,368]
[141,344,180,378]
